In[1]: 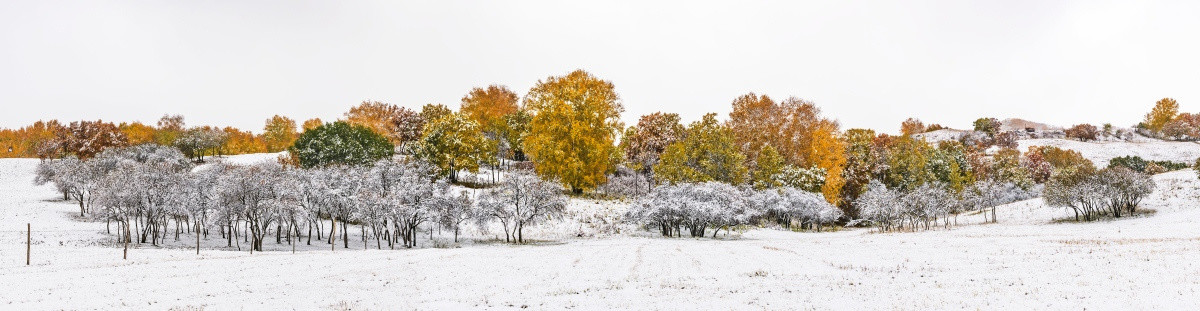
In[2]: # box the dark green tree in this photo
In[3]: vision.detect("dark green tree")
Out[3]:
[291,121,394,168]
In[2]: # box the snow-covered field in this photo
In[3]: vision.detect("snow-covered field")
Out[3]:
[3,157,1200,310]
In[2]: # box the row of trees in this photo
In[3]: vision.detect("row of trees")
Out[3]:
[37,144,568,251]
[625,182,843,238]
[1137,97,1200,140]
[2,115,305,159]
[855,180,1037,232]
[22,70,1177,236]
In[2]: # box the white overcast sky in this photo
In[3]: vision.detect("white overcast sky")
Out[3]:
[2,1,1198,134]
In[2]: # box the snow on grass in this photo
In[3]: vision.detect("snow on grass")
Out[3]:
[1020,138,1200,167]
[2,158,1200,309]
[210,151,288,165]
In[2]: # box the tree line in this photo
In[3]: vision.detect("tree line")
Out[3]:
[36,144,567,252]
[21,69,1179,239]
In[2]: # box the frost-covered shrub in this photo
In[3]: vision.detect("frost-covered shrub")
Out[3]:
[597,165,651,199]
[1144,162,1167,175]
[1193,157,1200,180]
[479,170,567,243]
[855,181,901,231]
[173,127,228,161]
[774,188,842,231]
[962,180,1039,223]
[771,166,825,193]
[1043,166,1153,221]
[992,131,1019,149]
[856,180,976,232]
[1109,155,1187,173]
[627,182,757,238]
[1109,156,1149,172]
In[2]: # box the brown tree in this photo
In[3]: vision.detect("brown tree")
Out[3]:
[726,93,778,164]
[1162,113,1200,140]
[620,112,685,182]
[56,120,128,159]
[900,117,925,136]
[1064,124,1100,142]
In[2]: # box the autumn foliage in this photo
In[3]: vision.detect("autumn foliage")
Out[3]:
[523,70,624,194]
[726,94,847,203]
[0,71,1180,223]
[1143,97,1179,133]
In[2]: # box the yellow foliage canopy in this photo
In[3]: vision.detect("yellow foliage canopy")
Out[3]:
[523,70,624,194]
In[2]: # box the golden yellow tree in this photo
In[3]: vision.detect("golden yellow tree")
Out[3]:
[262,115,298,152]
[523,70,624,194]
[118,122,156,145]
[420,104,452,124]
[1144,97,1179,132]
[221,127,266,154]
[302,118,323,132]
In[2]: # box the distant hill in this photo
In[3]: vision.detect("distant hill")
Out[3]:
[1000,118,1061,132]
[911,129,971,142]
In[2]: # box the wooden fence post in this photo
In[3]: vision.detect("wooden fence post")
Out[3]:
[124,224,129,260]
[26,223,31,266]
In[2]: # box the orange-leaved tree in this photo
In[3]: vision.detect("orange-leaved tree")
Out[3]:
[727,94,847,204]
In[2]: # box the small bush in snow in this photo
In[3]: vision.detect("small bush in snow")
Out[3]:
[627,182,757,238]
[1044,166,1153,221]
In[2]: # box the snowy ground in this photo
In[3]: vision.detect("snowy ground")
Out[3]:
[3,158,1200,310]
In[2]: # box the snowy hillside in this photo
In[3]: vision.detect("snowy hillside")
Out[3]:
[911,128,970,142]
[1019,138,1200,167]
[1000,118,1061,132]
[3,158,1200,309]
